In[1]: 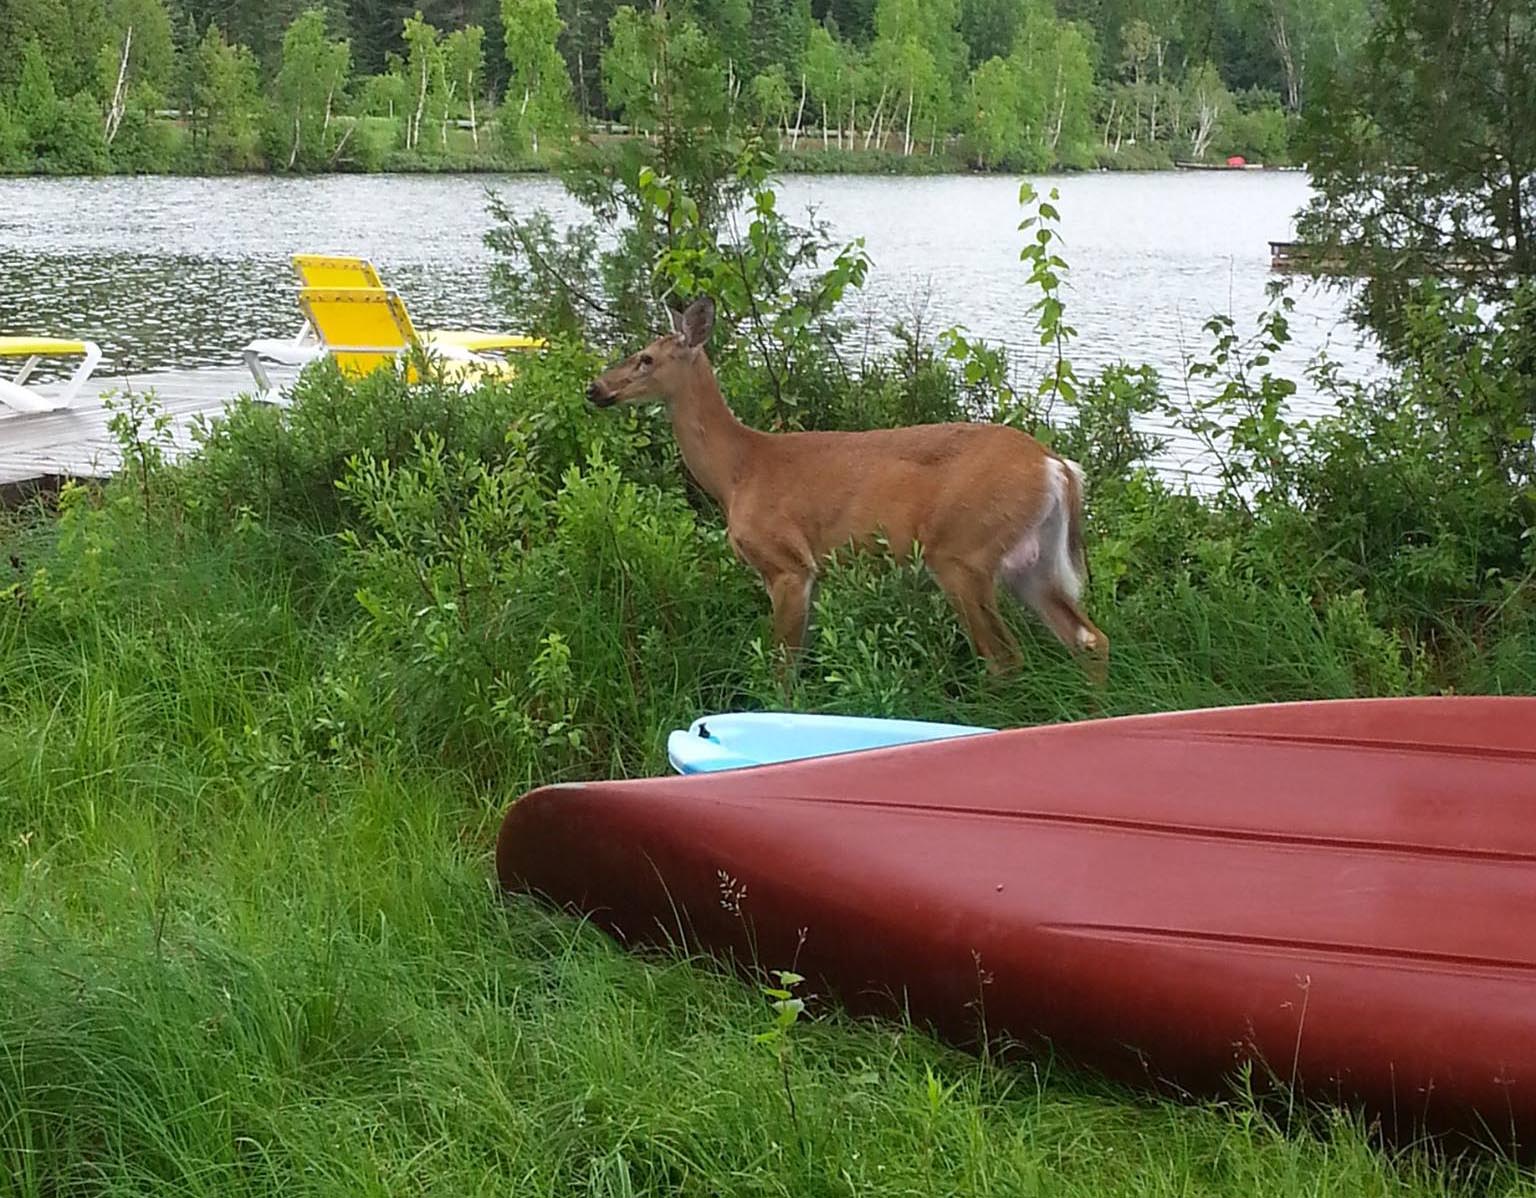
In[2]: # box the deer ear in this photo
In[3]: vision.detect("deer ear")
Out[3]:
[680,296,715,349]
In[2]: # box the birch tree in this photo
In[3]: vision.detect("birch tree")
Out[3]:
[97,0,174,146]
[502,0,569,154]
[443,25,486,148]
[401,11,444,152]
[271,9,351,169]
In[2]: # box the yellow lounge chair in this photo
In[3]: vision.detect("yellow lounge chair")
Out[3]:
[0,337,103,414]
[243,253,545,396]
[291,254,546,356]
[259,286,536,393]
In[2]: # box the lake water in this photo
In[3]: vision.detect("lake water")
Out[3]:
[0,171,1378,483]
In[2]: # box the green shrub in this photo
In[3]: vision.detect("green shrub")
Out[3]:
[106,106,182,173]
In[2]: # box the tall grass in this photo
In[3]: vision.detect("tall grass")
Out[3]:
[1,539,1530,1196]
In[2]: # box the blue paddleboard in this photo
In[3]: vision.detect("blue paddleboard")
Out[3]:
[666,711,995,774]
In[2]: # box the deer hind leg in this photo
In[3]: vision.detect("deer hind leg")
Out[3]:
[1014,577,1110,685]
[929,555,1022,673]
[1002,488,1109,682]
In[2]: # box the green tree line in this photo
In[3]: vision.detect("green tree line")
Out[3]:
[0,0,1374,175]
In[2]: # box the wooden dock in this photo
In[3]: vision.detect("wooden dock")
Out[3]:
[0,364,295,496]
[1269,239,1510,277]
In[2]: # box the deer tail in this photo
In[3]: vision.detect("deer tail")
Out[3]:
[1060,456,1090,594]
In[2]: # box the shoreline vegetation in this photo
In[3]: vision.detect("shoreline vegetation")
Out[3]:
[0,127,1300,179]
[0,1,1321,181]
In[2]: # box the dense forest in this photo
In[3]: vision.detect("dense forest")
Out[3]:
[0,0,1373,175]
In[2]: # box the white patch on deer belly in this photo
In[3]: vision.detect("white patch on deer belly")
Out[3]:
[1002,532,1041,575]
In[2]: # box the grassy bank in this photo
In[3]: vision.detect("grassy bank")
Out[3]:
[1,112,1254,179]
[0,286,1533,1192]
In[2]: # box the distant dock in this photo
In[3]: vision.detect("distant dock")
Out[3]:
[1269,240,1348,273]
[1269,239,1507,276]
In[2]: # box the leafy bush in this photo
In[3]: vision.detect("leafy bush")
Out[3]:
[32,92,110,174]
[106,105,182,173]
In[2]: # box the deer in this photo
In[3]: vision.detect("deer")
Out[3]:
[585,296,1108,681]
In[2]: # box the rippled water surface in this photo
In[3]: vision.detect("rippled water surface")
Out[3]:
[0,171,1375,400]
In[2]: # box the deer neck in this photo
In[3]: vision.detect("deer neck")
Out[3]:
[666,355,754,507]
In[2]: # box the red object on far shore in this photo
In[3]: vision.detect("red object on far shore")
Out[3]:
[1227,154,1247,166]
[496,697,1536,1146]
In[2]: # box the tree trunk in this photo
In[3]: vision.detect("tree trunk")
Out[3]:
[104,25,133,145]
[520,84,538,154]
[1509,166,1527,271]
[289,112,301,169]
[790,75,806,149]
[864,85,886,150]
[468,73,478,148]
[822,100,829,149]
[1192,97,1218,158]
[903,89,914,156]
[1102,95,1116,149]
[1051,60,1064,151]
[574,0,589,117]
[1270,1,1301,111]
[1132,62,1142,138]
[412,54,429,150]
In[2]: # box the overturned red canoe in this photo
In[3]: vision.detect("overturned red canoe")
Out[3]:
[496,697,1536,1144]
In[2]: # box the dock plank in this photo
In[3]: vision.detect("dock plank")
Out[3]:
[0,365,294,489]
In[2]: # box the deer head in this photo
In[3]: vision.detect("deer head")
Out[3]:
[586,296,716,408]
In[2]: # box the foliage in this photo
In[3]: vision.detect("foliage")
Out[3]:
[9,40,112,173]
[358,68,410,118]
[266,7,351,170]
[749,64,795,133]
[1297,0,1536,352]
[185,24,264,169]
[0,96,23,168]
[0,0,1327,175]
[441,23,486,144]
[400,9,446,151]
[501,0,569,153]
[97,0,176,107]
[962,7,1096,170]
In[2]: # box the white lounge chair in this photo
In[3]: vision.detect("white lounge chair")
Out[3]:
[0,337,104,414]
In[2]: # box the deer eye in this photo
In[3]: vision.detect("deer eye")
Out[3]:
[639,353,654,368]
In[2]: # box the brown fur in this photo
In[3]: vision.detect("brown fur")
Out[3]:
[587,297,1108,679]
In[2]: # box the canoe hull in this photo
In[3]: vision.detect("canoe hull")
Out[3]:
[498,698,1536,1144]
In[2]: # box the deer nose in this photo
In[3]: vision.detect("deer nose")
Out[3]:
[586,381,608,405]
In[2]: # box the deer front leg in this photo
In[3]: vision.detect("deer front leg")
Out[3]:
[731,526,816,682]
[765,569,815,676]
